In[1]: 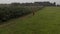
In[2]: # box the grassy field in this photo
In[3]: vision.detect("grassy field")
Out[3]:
[0,7,60,34]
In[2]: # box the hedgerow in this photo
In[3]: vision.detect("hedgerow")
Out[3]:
[0,6,44,22]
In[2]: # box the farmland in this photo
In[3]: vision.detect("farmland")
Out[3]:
[0,7,60,34]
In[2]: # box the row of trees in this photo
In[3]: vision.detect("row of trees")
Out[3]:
[0,5,44,23]
[11,1,56,6]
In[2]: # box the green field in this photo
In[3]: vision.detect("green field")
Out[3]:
[0,7,60,34]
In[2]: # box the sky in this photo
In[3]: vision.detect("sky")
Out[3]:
[0,0,60,4]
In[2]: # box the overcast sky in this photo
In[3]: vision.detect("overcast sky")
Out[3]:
[0,0,60,4]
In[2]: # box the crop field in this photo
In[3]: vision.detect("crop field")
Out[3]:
[0,6,43,22]
[0,7,60,34]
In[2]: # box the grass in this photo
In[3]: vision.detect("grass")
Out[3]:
[0,7,60,34]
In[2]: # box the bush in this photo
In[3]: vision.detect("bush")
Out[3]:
[0,6,44,22]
